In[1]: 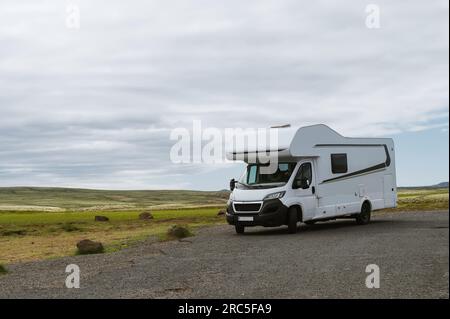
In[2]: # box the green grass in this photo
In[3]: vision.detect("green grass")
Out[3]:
[0,207,224,225]
[0,207,226,264]
[60,222,83,232]
[393,187,448,211]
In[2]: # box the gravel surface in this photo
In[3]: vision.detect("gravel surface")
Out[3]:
[0,211,448,299]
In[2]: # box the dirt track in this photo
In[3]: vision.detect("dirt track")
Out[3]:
[0,211,448,298]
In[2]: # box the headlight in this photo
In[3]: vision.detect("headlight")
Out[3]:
[263,191,286,200]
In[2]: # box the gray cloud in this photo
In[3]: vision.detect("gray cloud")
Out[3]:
[0,0,448,189]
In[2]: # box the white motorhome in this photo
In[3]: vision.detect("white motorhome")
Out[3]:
[225,124,397,234]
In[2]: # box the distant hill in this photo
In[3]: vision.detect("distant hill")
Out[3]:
[399,182,449,190]
[432,182,449,188]
[0,187,229,212]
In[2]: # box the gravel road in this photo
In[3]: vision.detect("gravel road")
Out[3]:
[0,211,448,299]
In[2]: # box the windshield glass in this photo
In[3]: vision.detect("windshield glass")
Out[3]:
[238,162,296,189]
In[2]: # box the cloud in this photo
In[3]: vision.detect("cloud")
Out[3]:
[0,0,448,189]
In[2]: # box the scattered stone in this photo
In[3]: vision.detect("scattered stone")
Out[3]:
[1,229,27,236]
[94,215,109,222]
[76,239,104,255]
[139,211,154,220]
[217,209,226,216]
[167,225,192,239]
[0,264,7,275]
[61,223,81,232]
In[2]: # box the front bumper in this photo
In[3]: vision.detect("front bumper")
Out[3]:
[226,199,288,227]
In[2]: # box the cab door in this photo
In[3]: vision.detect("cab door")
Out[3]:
[291,162,317,221]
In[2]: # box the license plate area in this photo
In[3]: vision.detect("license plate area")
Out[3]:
[238,216,254,222]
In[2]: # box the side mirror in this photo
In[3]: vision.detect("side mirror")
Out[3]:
[230,178,236,191]
[293,178,309,189]
[300,178,310,189]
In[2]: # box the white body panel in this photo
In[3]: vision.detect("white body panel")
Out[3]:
[228,124,397,221]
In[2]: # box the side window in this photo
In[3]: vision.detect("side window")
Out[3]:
[331,153,348,174]
[294,163,312,188]
[247,165,258,184]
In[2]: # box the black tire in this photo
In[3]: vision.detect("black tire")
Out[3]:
[356,202,371,225]
[287,207,298,234]
[305,220,316,226]
[235,225,245,234]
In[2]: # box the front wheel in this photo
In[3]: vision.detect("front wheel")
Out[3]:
[235,225,245,234]
[287,207,298,234]
[356,202,371,225]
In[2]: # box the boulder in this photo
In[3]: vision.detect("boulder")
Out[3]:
[0,264,7,274]
[94,215,109,222]
[139,211,154,220]
[217,209,226,216]
[76,239,104,255]
[167,225,192,239]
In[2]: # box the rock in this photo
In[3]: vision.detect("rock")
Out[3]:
[76,239,104,255]
[0,264,7,274]
[139,211,153,220]
[217,209,226,216]
[94,215,109,222]
[167,225,192,239]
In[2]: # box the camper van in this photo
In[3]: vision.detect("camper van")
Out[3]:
[225,124,397,234]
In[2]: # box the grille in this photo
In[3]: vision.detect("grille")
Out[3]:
[233,202,262,212]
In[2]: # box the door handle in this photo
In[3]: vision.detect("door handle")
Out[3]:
[312,186,316,194]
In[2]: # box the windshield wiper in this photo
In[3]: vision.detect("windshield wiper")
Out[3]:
[235,181,251,189]
[246,182,286,189]
[236,181,285,189]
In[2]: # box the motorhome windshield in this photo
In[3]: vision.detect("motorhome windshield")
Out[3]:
[238,162,296,189]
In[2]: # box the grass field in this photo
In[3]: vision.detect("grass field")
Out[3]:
[394,187,449,211]
[0,207,226,264]
[0,187,229,211]
[0,187,447,265]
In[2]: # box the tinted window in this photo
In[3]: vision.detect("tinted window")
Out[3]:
[294,163,312,188]
[248,165,258,184]
[243,163,296,185]
[331,154,348,174]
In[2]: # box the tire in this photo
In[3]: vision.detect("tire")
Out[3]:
[356,202,371,225]
[287,207,298,234]
[305,220,316,226]
[235,225,245,234]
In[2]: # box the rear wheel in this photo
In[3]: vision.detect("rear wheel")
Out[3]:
[356,202,371,225]
[235,225,245,234]
[287,207,298,234]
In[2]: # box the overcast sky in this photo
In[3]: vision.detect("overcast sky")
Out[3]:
[0,0,448,190]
